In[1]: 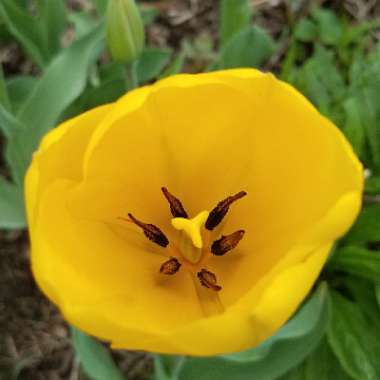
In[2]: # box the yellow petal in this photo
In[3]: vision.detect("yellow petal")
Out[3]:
[76,69,362,308]
[32,180,203,335]
[111,243,331,355]
[25,104,112,228]
[248,242,331,347]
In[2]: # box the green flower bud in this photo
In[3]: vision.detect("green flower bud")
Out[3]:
[106,0,145,64]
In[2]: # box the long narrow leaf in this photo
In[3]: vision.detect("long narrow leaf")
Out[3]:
[220,0,253,47]
[37,0,67,57]
[93,0,108,15]
[219,26,276,69]
[6,76,38,114]
[278,339,350,380]
[0,64,11,111]
[0,0,47,68]
[0,103,24,138]
[137,48,172,84]
[327,291,380,380]
[7,24,105,184]
[0,176,25,229]
[71,327,125,380]
[329,246,380,283]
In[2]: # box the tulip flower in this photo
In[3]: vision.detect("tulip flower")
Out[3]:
[25,69,363,356]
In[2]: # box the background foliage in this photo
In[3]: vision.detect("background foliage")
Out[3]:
[0,0,379,379]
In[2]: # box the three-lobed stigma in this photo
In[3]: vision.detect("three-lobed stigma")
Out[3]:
[122,188,246,291]
[171,211,209,249]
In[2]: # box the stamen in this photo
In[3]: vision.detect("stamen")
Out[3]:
[205,191,247,230]
[128,213,169,247]
[160,257,181,275]
[162,187,188,218]
[197,269,222,292]
[211,230,245,256]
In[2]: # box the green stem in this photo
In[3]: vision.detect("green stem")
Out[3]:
[125,60,138,91]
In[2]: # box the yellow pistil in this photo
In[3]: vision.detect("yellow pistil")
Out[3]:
[171,211,209,249]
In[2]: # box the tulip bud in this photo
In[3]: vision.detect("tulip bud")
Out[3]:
[106,0,145,64]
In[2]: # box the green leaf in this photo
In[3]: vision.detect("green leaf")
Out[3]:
[71,327,125,380]
[93,0,108,15]
[293,45,345,122]
[68,11,98,40]
[6,24,105,184]
[37,0,66,57]
[278,339,350,380]
[349,46,380,92]
[280,39,298,81]
[327,291,380,380]
[365,176,380,195]
[0,64,11,110]
[358,86,380,170]
[159,53,185,78]
[177,284,329,380]
[0,0,47,67]
[342,97,365,157]
[140,5,159,26]
[342,277,380,329]
[154,355,186,380]
[312,8,343,46]
[343,204,380,246]
[220,0,253,47]
[347,47,380,170]
[294,19,317,42]
[99,62,125,83]
[219,26,276,69]
[6,76,38,113]
[344,18,380,46]
[83,79,125,110]
[329,246,380,283]
[376,285,380,308]
[136,48,172,84]
[0,176,25,229]
[0,0,65,66]
[13,0,29,8]
[0,103,24,138]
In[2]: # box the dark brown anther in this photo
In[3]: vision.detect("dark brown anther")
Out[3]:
[128,213,169,247]
[160,257,181,275]
[161,187,188,218]
[211,230,245,256]
[205,191,247,230]
[197,269,222,291]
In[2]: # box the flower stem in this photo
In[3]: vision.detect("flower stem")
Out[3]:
[125,60,138,91]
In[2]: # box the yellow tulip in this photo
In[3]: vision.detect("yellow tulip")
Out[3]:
[25,69,363,356]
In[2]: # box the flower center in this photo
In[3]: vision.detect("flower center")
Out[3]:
[171,210,209,262]
[124,188,246,292]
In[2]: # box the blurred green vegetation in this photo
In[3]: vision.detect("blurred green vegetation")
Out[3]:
[0,1,380,380]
